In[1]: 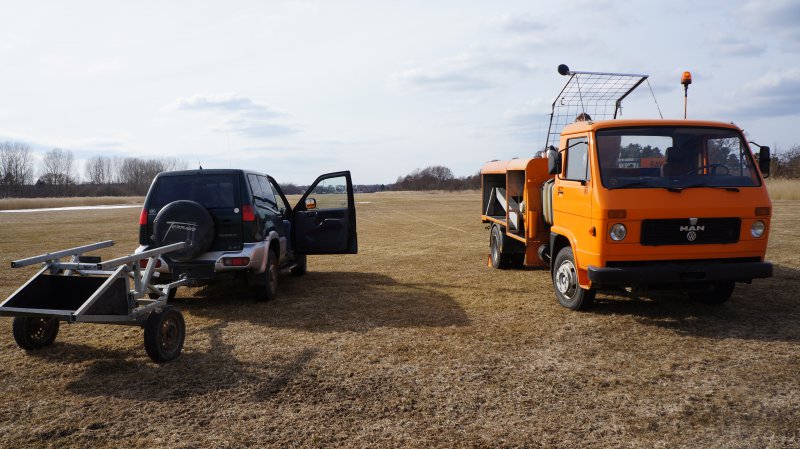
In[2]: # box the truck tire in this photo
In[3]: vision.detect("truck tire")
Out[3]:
[254,249,278,302]
[143,306,185,363]
[12,317,59,350]
[153,200,215,262]
[688,281,735,305]
[490,225,513,269]
[553,247,595,310]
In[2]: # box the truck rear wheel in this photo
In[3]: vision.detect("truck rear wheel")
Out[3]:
[688,281,735,305]
[490,225,520,269]
[553,247,595,310]
[12,317,59,350]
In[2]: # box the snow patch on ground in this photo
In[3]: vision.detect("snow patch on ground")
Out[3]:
[0,204,141,213]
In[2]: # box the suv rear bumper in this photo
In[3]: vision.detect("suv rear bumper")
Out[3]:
[136,241,268,279]
[588,260,773,286]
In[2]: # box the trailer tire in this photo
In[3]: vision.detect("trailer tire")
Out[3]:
[490,225,513,269]
[12,317,59,350]
[688,281,735,305]
[291,254,307,276]
[553,247,595,310]
[143,307,185,363]
[254,249,278,302]
[153,200,215,262]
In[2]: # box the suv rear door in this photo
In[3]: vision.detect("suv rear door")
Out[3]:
[292,171,358,254]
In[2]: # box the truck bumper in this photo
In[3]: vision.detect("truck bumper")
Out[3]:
[588,261,773,286]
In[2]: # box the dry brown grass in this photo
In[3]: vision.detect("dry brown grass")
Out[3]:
[0,196,143,211]
[0,192,798,448]
[766,178,800,200]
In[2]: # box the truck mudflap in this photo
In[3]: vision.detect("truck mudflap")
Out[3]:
[588,261,773,286]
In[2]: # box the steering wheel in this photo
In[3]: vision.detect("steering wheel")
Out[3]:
[685,164,730,175]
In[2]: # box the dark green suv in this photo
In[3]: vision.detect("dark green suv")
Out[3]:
[136,169,357,300]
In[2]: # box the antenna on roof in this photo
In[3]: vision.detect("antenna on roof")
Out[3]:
[199,163,203,170]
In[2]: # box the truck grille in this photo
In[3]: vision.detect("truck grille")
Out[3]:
[640,218,740,246]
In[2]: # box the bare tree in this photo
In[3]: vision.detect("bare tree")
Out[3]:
[39,148,75,185]
[0,141,35,197]
[85,155,114,184]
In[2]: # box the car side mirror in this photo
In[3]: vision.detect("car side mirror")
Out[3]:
[547,146,561,175]
[305,198,317,210]
[758,146,770,178]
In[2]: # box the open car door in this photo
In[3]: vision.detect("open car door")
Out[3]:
[292,171,358,254]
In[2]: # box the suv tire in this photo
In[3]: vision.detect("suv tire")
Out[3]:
[153,200,215,262]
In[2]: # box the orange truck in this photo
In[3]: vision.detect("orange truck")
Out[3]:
[481,65,773,309]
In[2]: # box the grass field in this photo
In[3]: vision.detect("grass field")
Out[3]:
[0,192,798,448]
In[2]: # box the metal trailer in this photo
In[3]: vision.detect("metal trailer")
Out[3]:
[0,240,190,363]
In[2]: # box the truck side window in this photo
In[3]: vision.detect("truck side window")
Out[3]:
[565,137,589,182]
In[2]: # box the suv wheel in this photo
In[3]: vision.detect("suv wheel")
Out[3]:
[254,249,278,302]
[291,254,307,276]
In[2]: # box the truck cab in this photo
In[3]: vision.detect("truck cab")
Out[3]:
[547,119,772,308]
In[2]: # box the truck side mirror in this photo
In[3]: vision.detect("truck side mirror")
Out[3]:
[305,198,317,210]
[547,146,561,175]
[758,146,770,178]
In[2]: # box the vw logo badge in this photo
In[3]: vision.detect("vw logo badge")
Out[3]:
[687,231,697,241]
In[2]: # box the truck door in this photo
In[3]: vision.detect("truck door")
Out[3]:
[554,135,593,253]
[292,171,358,254]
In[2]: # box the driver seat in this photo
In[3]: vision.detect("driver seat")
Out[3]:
[661,147,692,176]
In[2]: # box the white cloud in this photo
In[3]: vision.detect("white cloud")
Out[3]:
[717,69,800,118]
[170,93,296,139]
[707,33,766,57]
[741,0,800,52]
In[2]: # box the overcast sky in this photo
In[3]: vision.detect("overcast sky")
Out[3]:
[1,0,798,184]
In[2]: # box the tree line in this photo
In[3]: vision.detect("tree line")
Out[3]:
[0,142,187,198]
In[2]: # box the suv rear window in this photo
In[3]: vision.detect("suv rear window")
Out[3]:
[149,174,239,209]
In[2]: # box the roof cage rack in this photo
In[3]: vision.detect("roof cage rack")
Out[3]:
[545,64,651,148]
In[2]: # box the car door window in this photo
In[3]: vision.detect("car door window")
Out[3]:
[309,176,348,210]
[269,179,289,214]
[257,176,277,207]
[565,137,589,182]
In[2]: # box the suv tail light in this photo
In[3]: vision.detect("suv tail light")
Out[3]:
[222,257,250,266]
[139,208,148,225]
[242,204,256,222]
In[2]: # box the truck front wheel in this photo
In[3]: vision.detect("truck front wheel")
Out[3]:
[553,247,595,310]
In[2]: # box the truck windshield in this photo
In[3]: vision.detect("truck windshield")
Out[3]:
[596,126,761,190]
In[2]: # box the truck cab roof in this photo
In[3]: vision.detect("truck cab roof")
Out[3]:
[560,119,741,136]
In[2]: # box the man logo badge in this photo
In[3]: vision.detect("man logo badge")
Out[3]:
[680,218,702,241]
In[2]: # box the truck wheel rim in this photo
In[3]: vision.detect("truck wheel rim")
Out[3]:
[491,233,499,265]
[555,260,578,298]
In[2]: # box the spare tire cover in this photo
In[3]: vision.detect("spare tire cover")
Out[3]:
[153,200,215,262]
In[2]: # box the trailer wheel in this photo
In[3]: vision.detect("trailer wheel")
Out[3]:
[291,254,307,276]
[254,249,278,302]
[490,225,512,269]
[553,247,595,310]
[12,317,59,350]
[143,307,185,363]
[688,281,735,305]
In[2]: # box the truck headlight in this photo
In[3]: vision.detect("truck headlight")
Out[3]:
[751,220,765,238]
[610,223,627,241]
